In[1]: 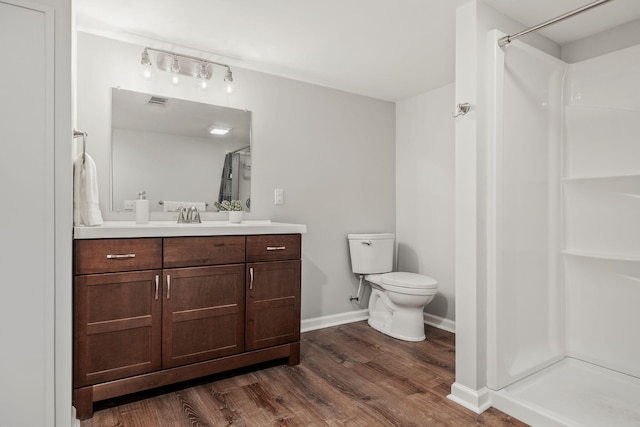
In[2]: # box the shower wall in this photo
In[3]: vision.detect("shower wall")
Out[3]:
[563,43,640,379]
[488,35,640,389]
[486,34,565,390]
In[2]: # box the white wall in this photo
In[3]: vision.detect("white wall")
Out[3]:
[396,84,455,321]
[76,32,396,321]
[561,18,640,63]
[0,0,72,426]
[563,43,640,379]
[449,0,561,412]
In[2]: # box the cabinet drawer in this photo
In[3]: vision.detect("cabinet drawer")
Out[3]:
[163,236,246,268]
[246,234,301,262]
[75,238,162,275]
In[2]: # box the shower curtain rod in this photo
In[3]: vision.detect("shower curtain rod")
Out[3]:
[229,145,250,154]
[498,0,614,47]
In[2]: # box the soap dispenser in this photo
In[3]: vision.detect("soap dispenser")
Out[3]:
[135,191,149,224]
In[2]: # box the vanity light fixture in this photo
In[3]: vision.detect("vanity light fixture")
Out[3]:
[196,62,210,90]
[140,48,153,80]
[170,55,181,85]
[224,68,234,94]
[209,127,231,135]
[141,47,235,93]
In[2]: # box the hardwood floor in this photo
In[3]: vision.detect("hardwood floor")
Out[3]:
[80,322,528,426]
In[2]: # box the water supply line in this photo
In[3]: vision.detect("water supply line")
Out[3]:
[350,275,364,303]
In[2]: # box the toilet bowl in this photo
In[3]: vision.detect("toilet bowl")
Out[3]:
[347,234,438,342]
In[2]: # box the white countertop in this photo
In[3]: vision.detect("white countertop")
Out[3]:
[74,220,307,239]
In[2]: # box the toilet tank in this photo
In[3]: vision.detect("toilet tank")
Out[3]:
[347,233,395,274]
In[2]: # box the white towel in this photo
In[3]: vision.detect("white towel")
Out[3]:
[163,201,207,212]
[74,153,103,226]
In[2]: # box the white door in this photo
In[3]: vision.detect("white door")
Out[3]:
[0,1,55,426]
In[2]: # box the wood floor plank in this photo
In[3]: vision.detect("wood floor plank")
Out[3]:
[82,322,529,426]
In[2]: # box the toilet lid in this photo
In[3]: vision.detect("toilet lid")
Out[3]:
[381,272,438,289]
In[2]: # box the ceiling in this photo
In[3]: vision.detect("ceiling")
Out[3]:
[76,0,640,102]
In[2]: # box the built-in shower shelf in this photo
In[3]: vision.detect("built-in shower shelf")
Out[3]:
[563,173,640,183]
[563,250,640,262]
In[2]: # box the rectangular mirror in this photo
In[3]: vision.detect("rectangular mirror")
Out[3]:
[110,88,251,212]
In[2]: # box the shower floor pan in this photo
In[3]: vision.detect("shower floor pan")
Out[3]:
[491,358,640,427]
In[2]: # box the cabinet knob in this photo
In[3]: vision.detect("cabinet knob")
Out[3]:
[266,246,286,251]
[249,267,254,290]
[167,274,171,299]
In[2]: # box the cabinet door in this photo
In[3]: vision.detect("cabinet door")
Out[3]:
[162,265,245,368]
[246,260,301,351]
[74,270,162,387]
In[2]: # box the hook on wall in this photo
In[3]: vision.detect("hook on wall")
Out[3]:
[452,102,471,118]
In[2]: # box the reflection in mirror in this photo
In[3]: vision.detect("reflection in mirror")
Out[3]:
[110,88,251,212]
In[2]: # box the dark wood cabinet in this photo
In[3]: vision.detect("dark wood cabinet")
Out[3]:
[162,264,245,368]
[73,270,162,387]
[73,233,301,419]
[246,260,301,351]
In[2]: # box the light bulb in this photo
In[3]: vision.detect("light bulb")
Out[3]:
[170,55,180,85]
[170,56,180,73]
[140,49,153,80]
[224,67,234,94]
[197,62,209,91]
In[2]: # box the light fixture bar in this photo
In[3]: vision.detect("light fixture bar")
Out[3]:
[144,46,233,80]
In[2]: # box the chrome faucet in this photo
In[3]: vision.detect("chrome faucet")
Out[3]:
[177,206,201,224]
[187,206,201,223]
[177,206,187,223]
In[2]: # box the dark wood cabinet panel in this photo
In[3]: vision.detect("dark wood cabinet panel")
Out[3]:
[74,238,162,275]
[162,264,245,368]
[163,236,245,268]
[246,234,301,262]
[246,260,301,351]
[74,270,162,387]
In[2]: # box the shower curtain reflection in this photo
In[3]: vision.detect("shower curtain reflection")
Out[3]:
[217,148,251,209]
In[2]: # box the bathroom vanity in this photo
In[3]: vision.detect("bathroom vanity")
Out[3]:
[72,221,305,419]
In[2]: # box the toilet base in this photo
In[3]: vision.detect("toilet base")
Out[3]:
[367,289,427,342]
[368,316,426,342]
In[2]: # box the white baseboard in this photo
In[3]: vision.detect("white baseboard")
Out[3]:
[423,312,456,333]
[72,406,81,427]
[448,383,492,414]
[300,309,369,333]
[301,310,456,334]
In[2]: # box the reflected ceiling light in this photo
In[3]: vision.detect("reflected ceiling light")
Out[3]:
[209,127,231,135]
[141,47,235,93]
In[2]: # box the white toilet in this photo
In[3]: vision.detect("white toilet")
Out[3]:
[347,233,438,342]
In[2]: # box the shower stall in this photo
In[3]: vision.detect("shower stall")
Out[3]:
[484,30,640,426]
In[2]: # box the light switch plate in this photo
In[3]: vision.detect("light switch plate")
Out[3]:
[275,189,284,205]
